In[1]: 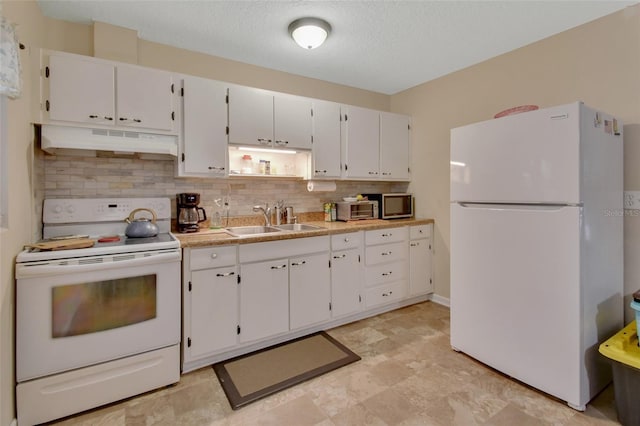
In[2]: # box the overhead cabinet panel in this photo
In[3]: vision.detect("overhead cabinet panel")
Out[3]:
[342,106,380,179]
[116,65,174,132]
[312,100,342,178]
[274,94,312,149]
[228,85,274,147]
[48,54,115,125]
[181,76,228,176]
[380,112,411,180]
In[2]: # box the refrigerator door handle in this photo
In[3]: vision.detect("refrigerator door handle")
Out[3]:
[457,202,578,211]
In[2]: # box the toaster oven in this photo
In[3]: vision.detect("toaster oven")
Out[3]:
[336,200,379,221]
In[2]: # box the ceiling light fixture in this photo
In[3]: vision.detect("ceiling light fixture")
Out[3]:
[288,17,331,50]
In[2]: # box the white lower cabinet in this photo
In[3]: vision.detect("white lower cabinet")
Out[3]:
[239,258,290,343]
[330,232,363,318]
[238,236,330,344]
[181,225,432,372]
[409,224,434,296]
[364,227,408,308]
[182,245,238,369]
[289,252,331,330]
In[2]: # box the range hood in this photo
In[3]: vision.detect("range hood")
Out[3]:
[40,125,178,157]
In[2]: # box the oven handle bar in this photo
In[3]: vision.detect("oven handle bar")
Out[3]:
[16,250,181,278]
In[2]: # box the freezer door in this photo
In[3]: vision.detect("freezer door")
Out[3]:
[451,102,581,204]
[450,203,584,407]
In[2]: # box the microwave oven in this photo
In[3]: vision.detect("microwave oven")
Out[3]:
[363,193,414,219]
[336,201,379,221]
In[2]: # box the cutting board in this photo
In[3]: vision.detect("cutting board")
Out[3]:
[27,238,95,251]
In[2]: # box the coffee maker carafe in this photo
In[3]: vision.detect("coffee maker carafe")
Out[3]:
[177,193,207,233]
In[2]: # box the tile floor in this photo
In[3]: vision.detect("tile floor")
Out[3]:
[50,301,621,425]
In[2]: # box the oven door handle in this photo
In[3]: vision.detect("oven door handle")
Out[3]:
[16,251,181,278]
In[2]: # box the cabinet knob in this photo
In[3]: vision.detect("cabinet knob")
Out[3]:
[344,237,349,242]
[210,253,218,259]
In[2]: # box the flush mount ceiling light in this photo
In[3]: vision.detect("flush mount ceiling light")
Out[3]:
[288,17,331,50]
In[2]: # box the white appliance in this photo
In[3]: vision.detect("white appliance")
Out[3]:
[450,102,623,411]
[15,198,181,426]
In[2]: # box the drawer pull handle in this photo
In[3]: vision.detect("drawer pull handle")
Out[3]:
[216,272,235,277]
[410,243,418,247]
[382,233,392,237]
[382,271,393,276]
[381,251,392,256]
[333,254,346,259]
[210,253,218,259]
[291,260,306,266]
[382,291,393,297]
[271,264,287,270]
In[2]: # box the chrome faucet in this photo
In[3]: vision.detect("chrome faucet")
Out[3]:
[253,204,272,226]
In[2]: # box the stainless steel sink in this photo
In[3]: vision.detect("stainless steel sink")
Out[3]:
[225,226,283,236]
[273,223,325,231]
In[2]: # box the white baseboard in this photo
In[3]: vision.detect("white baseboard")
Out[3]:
[430,293,450,307]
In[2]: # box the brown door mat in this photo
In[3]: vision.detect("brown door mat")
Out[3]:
[213,331,360,410]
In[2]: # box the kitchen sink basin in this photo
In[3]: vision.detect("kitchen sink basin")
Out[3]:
[225,226,283,236]
[273,223,325,231]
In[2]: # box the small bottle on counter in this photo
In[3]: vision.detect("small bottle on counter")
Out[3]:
[324,203,332,222]
[331,203,337,221]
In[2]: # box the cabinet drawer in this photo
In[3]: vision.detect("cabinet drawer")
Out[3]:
[331,232,361,251]
[365,281,407,308]
[365,260,407,287]
[365,227,408,246]
[410,224,431,240]
[365,241,407,265]
[189,246,237,270]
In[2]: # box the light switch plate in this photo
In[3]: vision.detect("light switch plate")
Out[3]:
[624,191,640,210]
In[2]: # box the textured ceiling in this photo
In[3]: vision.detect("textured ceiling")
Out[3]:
[36,0,636,95]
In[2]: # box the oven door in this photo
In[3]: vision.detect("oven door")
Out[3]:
[16,250,181,382]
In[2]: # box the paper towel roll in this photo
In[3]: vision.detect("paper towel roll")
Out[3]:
[307,180,337,192]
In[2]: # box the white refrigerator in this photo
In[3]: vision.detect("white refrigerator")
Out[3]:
[450,101,623,411]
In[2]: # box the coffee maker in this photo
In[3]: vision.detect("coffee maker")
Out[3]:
[176,193,207,233]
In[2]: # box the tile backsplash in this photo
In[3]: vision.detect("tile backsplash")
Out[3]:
[41,153,408,220]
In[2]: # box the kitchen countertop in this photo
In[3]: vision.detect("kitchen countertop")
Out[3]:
[174,218,434,248]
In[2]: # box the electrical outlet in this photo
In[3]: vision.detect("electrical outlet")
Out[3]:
[624,191,640,210]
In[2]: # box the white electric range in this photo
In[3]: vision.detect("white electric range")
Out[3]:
[15,198,181,426]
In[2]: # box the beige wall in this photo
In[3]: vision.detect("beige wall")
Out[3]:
[391,5,640,317]
[2,1,638,423]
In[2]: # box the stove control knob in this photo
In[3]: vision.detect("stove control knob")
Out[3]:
[53,205,62,214]
[66,205,75,214]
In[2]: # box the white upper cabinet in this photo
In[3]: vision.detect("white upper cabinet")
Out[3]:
[311,100,341,178]
[228,85,312,150]
[228,85,273,147]
[341,105,380,179]
[380,112,411,180]
[179,76,228,177]
[48,54,115,125]
[115,65,175,132]
[274,94,312,150]
[341,106,411,181]
[44,52,176,134]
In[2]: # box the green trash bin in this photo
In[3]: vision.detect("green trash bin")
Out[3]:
[599,320,640,426]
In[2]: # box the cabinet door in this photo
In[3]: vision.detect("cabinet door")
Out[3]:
[380,112,410,180]
[228,85,273,147]
[312,100,341,178]
[342,106,380,179]
[289,252,331,329]
[330,248,362,318]
[274,94,312,149]
[239,259,289,343]
[409,239,433,295]
[48,54,115,125]
[181,76,228,176]
[116,65,175,132]
[189,266,238,358]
